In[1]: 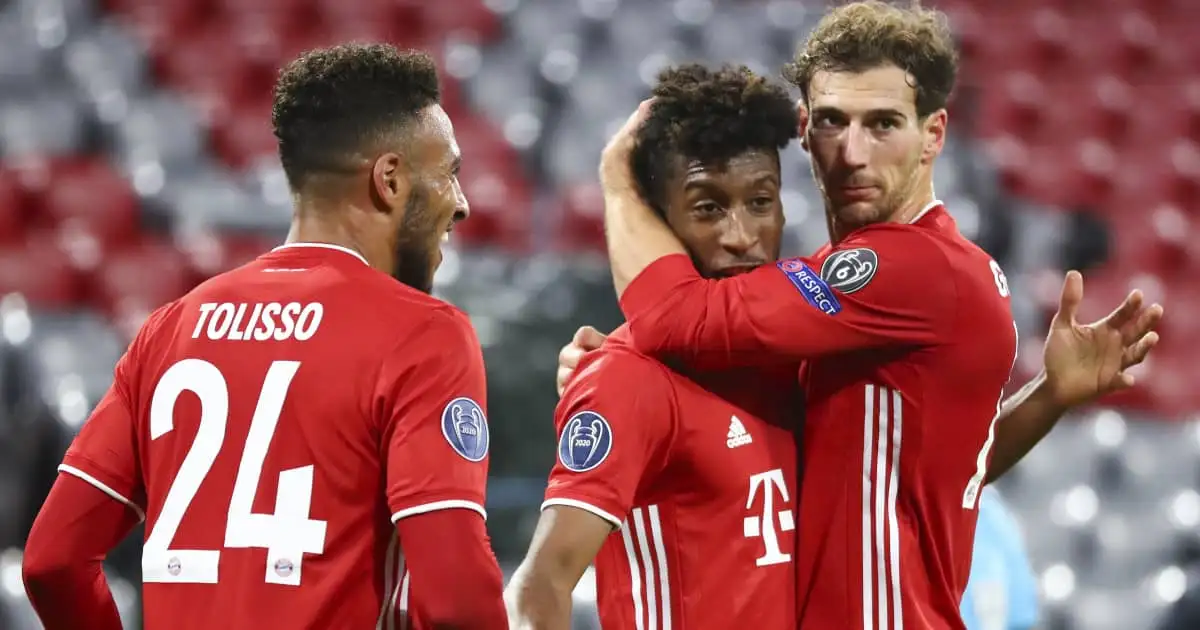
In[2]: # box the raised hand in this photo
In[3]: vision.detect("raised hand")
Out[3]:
[598,99,654,190]
[1042,270,1163,408]
[556,326,608,396]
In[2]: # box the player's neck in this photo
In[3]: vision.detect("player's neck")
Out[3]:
[826,182,936,245]
[285,207,374,269]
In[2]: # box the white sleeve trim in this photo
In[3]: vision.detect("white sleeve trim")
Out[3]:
[541,498,622,530]
[58,464,146,522]
[391,499,487,523]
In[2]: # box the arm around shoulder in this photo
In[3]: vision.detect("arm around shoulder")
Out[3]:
[621,224,955,369]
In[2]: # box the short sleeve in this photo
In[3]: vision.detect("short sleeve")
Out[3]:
[619,224,959,369]
[379,308,490,523]
[58,306,175,521]
[541,351,674,529]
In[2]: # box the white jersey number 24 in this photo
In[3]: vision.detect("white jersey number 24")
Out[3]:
[142,359,327,586]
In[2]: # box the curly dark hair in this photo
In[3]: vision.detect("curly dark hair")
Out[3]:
[783,1,957,119]
[631,64,798,213]
[272,43,441,189]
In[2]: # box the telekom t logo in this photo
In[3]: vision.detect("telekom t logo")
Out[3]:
[743,469,795,566]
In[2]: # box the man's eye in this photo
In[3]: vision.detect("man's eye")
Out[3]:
[874,118,899,130]
[813,115,839,129]
[694,202,721,215]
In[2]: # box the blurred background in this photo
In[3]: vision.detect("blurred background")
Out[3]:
[0,0,1197,628]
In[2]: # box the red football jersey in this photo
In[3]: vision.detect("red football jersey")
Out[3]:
[57,243,492,630]
[543,326,799,630]
[619,203,1018,630]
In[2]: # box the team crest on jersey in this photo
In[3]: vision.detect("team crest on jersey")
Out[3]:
[820,248,878,294]
[558,411,612,473]
[441,397,489,462]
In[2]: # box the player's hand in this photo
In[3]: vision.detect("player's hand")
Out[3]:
[1042,270,1163,408]
[599,99,654,190]
[556,326,608,396]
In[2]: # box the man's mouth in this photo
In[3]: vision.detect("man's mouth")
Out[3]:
[839,185,877,200]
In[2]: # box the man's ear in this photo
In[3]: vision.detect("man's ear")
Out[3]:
[370,152,413,215]
[796,99,810,153]
[921,109,948,164]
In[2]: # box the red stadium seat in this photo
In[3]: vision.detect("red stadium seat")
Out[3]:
[314,0,425,44]
[0,232,80,308]
[210,99,278,170]
[455,167,532,251]
[108,0,208,57]
[90,240,191,318]
[35,159,140,250]
[157,26,261,127]
[0,169,25,245]
[555,182,606,254]
[425,0,503,43]
[1105,204,1190,277]
[176,231,277,282]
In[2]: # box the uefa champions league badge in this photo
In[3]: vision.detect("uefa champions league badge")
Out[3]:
[558,411,612,473]
[441,397,489,462]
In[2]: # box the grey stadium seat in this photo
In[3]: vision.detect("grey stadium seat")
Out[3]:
[0,10,51,92]
[0,92,87,158]
[63,21,149,112]
[110,94,206,172]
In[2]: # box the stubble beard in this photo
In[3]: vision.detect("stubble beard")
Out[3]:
[391,186,436,295]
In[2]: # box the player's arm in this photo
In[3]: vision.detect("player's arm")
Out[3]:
[985,272,1162,483]
[505,507,613,630]
[23,317,156,630]
[380,308,506,629]
[618,225,954,370]
[506,355,673,629]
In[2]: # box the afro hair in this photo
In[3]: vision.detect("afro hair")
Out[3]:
[631,63,799,212]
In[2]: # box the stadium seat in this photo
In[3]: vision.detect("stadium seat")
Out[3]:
[110,94,206,170]
[0,234,80,308]
[0,94,87,159]
[89,239,190,337]
[555,181,606,254]
[0,169,25,244]
[35,158,140,250]
[210,98,278,170]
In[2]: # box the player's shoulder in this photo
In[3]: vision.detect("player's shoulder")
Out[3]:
[129,299,188,349]
[560,326,676,408]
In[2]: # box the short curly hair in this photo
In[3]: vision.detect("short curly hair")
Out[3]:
[632,64,798,213]
[783,1,957,119]
[272,43,441,189]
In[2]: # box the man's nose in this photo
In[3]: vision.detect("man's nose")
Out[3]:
[453,178,470,221]
[720,211,758,254]
[840,123,871,169]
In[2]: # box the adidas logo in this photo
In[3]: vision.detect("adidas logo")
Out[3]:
[726,415,753,448]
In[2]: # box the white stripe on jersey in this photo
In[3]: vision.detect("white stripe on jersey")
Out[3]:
[863,385,904,630]
[621,506,673,630]
[377,533,410,630]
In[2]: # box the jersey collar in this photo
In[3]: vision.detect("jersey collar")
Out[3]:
[909,199,944,224]
[270,242,370,267]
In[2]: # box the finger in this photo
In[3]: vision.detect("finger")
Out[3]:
[573,325,608,352]
[556,366,570,397]
[1099,288,1145,331]
[1122,331,1160,369]
[615,99,654,139]
[1051,270,1084,329]
[1121,303,1163,345]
